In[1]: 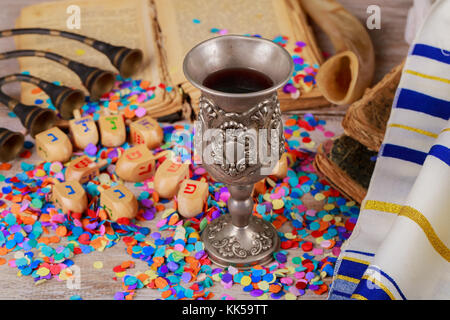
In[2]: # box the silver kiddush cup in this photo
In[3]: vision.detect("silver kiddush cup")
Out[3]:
[183,35,293,268]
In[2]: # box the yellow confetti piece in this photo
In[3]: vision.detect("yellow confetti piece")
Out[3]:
[116,271,127,278]
[240,275,252,286]
[272,199,284,210]
[35,169,46,177]
[314,193,325,201]
[35,279,47,286]
[258,281,269,291]
[322,214,333,222]
[75,49,86,56]
[257,293,268,300]
[93,261,103,269]
[323,204,335,211]
[285,293,297,300]
[37,267,50,276]
[284,232,296,240]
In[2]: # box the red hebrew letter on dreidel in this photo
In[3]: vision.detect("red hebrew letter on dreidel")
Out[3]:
[154,160,190,199]
[115,145,155,182]
[138,163,153,176]
[129,116,163,149]
[168,162,182,172]
[126,150,143,161]
[177,179,209,218]
[74,157,92,169]
[133,132,144,145]
[184,183,197,194]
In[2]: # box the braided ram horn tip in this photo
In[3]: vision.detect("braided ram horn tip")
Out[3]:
[0,128,24,162]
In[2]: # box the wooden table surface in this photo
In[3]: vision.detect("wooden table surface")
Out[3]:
[0,0,412,300]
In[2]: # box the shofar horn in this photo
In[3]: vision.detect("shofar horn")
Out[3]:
[300,0,375,105]
[0,73,85,120]
[0,128,25,162]
[0,28,143,78]
[0,50,115,101]
[0,91,57,137]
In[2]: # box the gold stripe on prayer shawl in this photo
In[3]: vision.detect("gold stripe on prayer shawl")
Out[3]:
[364,200,450,262]
[364,200,402,214]
[399,206,450,262]
[404,69,450,84]
[342,256,370,265]
[388,124,438,138]
[362,275,396,300]
[351,294,368,300]
[336,275,360,284]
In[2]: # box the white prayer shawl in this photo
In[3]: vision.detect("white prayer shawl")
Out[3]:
[329,0,450,300]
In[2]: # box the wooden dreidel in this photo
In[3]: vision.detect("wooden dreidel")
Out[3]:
[35,127,73,163]
[129,116,163,149]
[154,159,190,199]
[98,114,126,147]
[270,153,288,180]
[177,179,209,218]
[69,109,99,150]
[115,146,166,182]
[100,184,138,221]
[52,180,87,214]
[65,155,107,184]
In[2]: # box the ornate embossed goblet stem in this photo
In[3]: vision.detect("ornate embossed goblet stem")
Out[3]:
[183,35,293,268]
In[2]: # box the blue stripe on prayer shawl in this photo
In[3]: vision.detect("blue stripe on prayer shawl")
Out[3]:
[395,89,450,120]
[367,266,407,300]
[344,250,375,257]
[337,258,369,280]
[411,44,450,65]
[428,144,450,166]
[381,144,427,165]
[352,278,393,300]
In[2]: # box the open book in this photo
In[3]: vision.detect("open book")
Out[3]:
[14,0,327,120]
[14,0,181,118]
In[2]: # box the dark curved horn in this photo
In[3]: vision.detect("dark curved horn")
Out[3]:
[0,50,115,100]
[0,28,143,78]
[0,128,24,162]
[0,74,85,119]
[0,91,56,137]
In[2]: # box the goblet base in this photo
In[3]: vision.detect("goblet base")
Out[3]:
[202,214,280,269]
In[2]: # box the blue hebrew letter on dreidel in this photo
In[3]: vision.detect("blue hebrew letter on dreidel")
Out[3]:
[114,189,125,199]
[65,185,75,195]
[48,133,58,142]
[75,119,90,132]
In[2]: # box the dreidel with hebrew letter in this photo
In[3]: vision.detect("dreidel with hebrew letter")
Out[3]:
[100,184,138,221]
[115,146,166,182]
[65,155,107,184]
[270,153,288,180]
[98,114,126,147]
[129,116,163,149]
[35,127,73,163]
[69,110,99,150]
[154,159,190,199]
[52,180,88,214]
[177,179,209,218]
